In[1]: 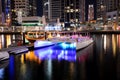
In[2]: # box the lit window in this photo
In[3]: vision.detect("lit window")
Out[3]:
[70,9,73,12]
[75,9,78,12]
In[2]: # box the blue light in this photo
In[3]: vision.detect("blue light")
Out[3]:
[0,69,4,79]
[60,43,70,49]
[59,42,75,49]
[34,48,76,62]
[9,55,15,80]
[35,48,52,60]
[70,43,76,48]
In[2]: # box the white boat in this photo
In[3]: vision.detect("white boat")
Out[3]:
[9,46,29,54]
[48,36,93,50]
[76,37,93,50]
[0,51,9,61]
[34,40,58,49]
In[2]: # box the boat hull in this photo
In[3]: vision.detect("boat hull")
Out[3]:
[0,51,9,61]
[76,39,93,50]
[25,35,45,43]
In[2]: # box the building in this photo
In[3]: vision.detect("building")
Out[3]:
[0,0,2,24]
[96,0,107,23]
[106,0,119,23]
[88,5,94,21]
[43,0,61,22]
[10,0,38,26]
[21,16,44,32]
[22,16,42,26]
[96,0,120,24]
[61,0,85,23]
[29,0,37,16]
[43,0,86,23]
[12,0,29,17]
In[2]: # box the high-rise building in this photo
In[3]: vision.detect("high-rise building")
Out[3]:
[43,0,86,23]
[29,0,37,16]
[96,0,107,23]
[10,0,38,25]
[0,0,2,24]
[43,0,61,22]
[105,0,118,22]
[61,0,85,23]
[5,0,11,26]
[10,0,30,25]
[12,0,29,17]
[96,0,120,23]
[88,5,94,21]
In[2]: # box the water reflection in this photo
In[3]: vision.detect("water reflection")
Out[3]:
[0,60,9,80]
[0,34,23,49]
[1,34,120,80]
[34,43,76,62]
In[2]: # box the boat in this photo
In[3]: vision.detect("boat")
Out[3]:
[76,36,93,50]
[1,46,29,55]
[47,35,93,50]
[25,31,45,43]
[8,46,29,54]
[34,40,58,49]
[0,51,9,61]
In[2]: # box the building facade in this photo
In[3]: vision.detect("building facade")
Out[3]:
[0,0,2,24]
[43,0,86,23]
[96,0,120,24]
[106,0,119,23]
[43,0,61,22]
[29,0,37,16]
[88,5,94,21]
[10,0,38,25]
[96,0,107,23]
[61,0,85,23]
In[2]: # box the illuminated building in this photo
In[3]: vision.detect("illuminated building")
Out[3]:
[43,0,86,24]
[43,0,61,22]
[43,0,50,22]
[88,5,94,21]
[21,16,43,26]
[61,0,85,23]
[5,0,11,26]
[96,0,120,23]
[105,0,119,23]
[29,0,37,16]
[12,0,29,17]
[96,0,107,23]
[0,0,2,24]
[11,0,37,25]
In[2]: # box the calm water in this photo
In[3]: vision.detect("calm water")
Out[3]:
[0,34,120,80]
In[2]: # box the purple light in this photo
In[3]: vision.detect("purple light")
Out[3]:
[34,43,76,62]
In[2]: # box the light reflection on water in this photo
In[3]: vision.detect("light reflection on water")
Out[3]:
[34,43,76,62]
[0,34,23,49]
[1,34,120,80]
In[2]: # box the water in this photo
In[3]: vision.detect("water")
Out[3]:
[0,34,120,80]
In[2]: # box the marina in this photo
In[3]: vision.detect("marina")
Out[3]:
[1,0,120,79]
[0,33,120,80]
